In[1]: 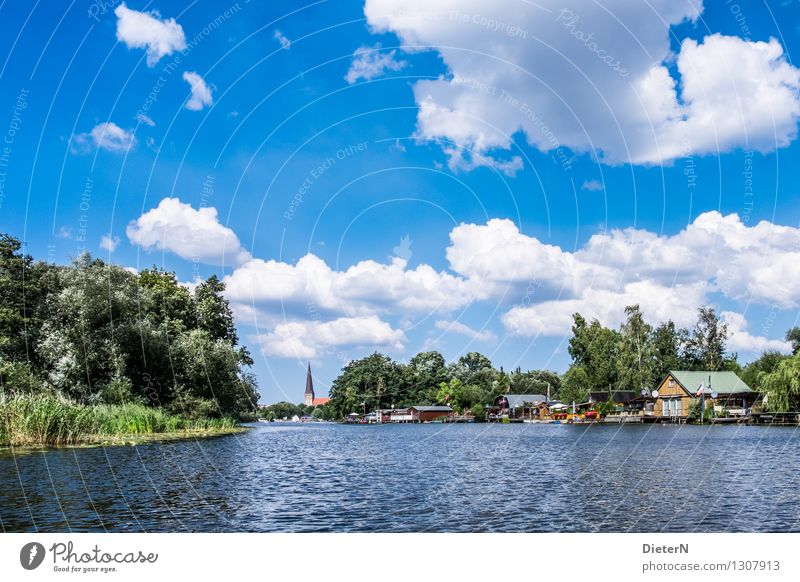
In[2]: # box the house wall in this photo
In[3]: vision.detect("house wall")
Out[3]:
[653,374,693,418]
[414,410,450,422]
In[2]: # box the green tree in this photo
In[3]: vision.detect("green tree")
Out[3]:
[741,350,789,390]
[785,327,800,355]
[616,305,654,391]
[560,365,590,404]
[327,352,408,418]
[406,351,448,404]
[683,306,729,371]
[759,352,800,412]
[509,368,561,398]
[652,320,686,384]
[568,314,620,391]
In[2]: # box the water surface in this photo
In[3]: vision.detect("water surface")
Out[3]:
[2,423,799,532]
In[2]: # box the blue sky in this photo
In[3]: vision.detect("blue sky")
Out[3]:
[2,0,800,404]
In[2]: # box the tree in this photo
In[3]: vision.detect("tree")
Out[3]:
[652,320,686,384]
[327,352,408,418]
[759,352,800,412]
[509,368,561,398]
[683,306,728,371]
[567,314,620,391]
[560,365,590,404]
[785,327,800,355]
[741,350,790,391]
[616,305,655,391]
[406,351,448,404]
[194,275,237,343]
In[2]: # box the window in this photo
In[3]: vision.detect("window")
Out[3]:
[675,399,682,416]
[668,378,676,388]
[662,400,668,415]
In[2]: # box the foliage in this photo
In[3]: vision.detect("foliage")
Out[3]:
[0,393,237,446]
[785,327,800,355]
[683,306,729,371]
[0,235,258,422]
[759,352,800,412]
[616,305,655,391]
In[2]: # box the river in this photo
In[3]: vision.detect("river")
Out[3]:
[1,422,799,532]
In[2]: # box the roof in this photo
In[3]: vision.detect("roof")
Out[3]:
[668,371,753,395]
[410,405,453,412]
[498,394,548,408]
[311,397,330,406]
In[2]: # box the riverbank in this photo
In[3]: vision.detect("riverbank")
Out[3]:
[0,394,245,447]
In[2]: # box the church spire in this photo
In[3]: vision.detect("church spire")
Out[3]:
[304,362,314,406]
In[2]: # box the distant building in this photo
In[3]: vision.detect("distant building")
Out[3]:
[303,363,330,407]
[409,405,452,422]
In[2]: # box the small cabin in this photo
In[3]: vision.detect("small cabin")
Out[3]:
[653,371,756,420]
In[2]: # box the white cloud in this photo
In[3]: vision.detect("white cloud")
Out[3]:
[345,43,406,84]
[126,197,252,266]
[445,212,800,344]
[274,29,291,50]
[435,319,496,343]
[363,1,800,166]
[100,234,120,252]
[258,316,406,359]
[136,112,155,126]
[721,311,792,354]
[71,122,136,154]
[224,254,487,318]
[581,179,603,192]
[182,71,213,111]
[115,3,186,67]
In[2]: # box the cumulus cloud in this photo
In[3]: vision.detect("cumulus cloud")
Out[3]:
[446,212,800,341]
[345,43,406,84]
[182,71,213,111]
[257,316,406,359]
[126,197,251,266]
[100,234,120,252]
[130,198,795,358]
[115,3,186,67]
[721,311,792,354]
[224,254,487,318]
[71,122,136,154]
[363,0,800,166]
[435,319,496,343]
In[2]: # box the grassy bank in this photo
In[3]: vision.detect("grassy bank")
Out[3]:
[0,393,243,447]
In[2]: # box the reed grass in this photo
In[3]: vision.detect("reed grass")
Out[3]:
[0,393,239,447]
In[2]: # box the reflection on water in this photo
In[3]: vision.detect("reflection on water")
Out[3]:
[1,423,799,532]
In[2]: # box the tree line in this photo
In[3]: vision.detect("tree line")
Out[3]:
[318,305,800,419]
[0,234,259,419]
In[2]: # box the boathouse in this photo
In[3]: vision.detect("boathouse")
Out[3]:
[409,405,453,422]
[652,370,756,420]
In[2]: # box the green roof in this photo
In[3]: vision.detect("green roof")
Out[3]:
[669,370,753,394]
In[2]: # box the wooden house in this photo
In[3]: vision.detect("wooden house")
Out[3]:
[409,405,453,422]
[653,370,756,420]
[493,393,548,419]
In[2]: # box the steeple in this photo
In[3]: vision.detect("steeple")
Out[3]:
[304,362,314,406]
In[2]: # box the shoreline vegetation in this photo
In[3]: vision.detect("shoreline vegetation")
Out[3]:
[0,394,244,447]
[260,305,800,424]
[1,234,258,448]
